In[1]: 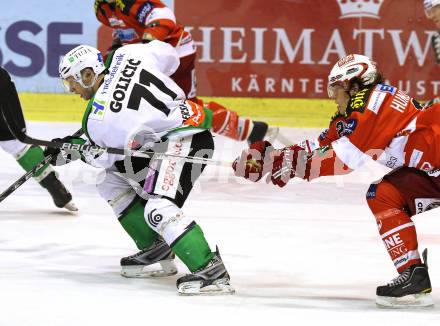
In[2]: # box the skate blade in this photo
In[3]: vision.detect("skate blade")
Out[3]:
[178,278,235,296]
[376,293,434,308]
[63,201,78,212]
[121,259,177,278]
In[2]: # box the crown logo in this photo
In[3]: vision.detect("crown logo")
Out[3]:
[337,0,384,19]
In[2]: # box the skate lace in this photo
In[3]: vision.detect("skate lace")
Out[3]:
[388,269,411,286]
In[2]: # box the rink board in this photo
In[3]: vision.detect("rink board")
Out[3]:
[18,93,336,128]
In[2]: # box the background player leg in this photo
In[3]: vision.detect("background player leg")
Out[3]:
[171,55,275,144]
[0,67,76,211]
[0,139,77,211]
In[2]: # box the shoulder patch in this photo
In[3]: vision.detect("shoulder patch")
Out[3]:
[367,91,387,114]
[375,84,396,95]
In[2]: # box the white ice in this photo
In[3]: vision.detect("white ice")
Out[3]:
[1,122,439,326]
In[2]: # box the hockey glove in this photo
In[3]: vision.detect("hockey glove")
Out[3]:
[44,136,86,166]
[232,140,274,182]
[269,145,307,187]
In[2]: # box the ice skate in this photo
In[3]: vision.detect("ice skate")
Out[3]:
[40,171,78,212]
[120,237,177,278]
[376,249,433,308]
[176,247,235,295]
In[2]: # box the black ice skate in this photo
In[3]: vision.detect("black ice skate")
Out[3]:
[40,171,77,212]
[176,247,235,295]
[120,237,177,278]
[376,249,433,308]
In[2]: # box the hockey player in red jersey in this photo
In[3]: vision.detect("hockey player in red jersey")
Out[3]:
[233,54,440,308]
[93,0,276,144]
[0,66,77,211]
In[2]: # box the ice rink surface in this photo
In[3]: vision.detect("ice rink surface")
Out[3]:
[1,122,440,326]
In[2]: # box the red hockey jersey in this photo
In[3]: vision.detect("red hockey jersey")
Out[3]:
[301,84,440,180]
[95,0,194,57]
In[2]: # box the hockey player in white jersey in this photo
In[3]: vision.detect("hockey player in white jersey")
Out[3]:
[51,41,234,295]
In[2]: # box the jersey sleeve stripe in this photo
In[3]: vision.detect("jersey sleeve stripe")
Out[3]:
[331,136,372,170]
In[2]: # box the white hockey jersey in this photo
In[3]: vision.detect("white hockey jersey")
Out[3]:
[82,41,201,168]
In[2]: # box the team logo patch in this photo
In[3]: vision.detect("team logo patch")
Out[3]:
[147,209,163,227]
[336,119,357,137]
[90,99,106,121]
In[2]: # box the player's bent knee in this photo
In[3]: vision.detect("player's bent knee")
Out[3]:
[144,197,193,244]
[96,177,138,217]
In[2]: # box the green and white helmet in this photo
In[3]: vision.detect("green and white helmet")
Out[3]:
[59,45,105,91]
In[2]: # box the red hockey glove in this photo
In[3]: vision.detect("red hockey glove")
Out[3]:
[270,144,307,187]
[232,141,274,182]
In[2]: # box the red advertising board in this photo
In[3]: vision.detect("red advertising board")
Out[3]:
[174,0,440,99]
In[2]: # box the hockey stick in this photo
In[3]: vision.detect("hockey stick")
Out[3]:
[0,128,84,204]
[0,102,232,168]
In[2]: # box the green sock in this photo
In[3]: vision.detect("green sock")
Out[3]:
[16,145,49,178]
[119,200,157,250]
[171,224,214,273]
